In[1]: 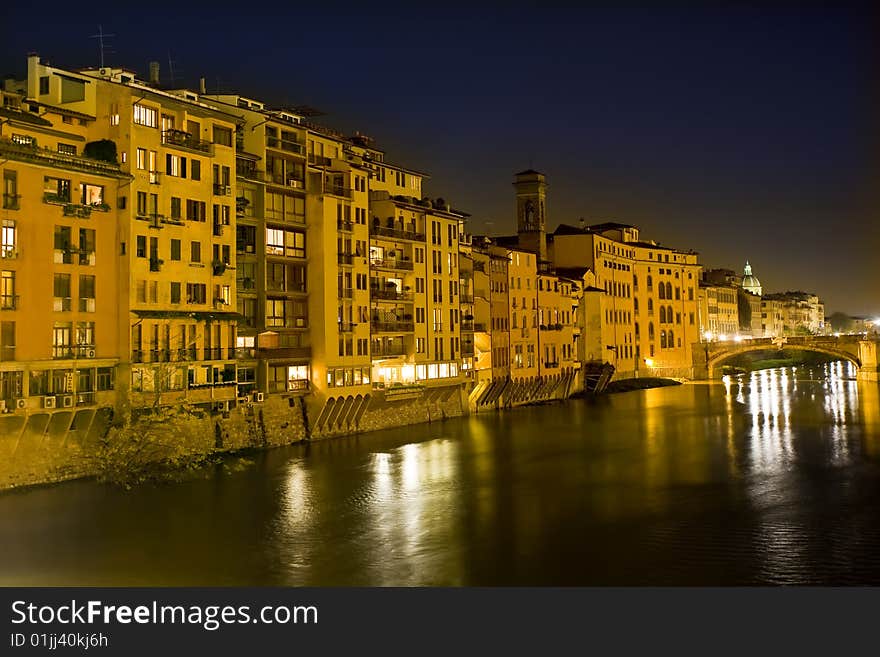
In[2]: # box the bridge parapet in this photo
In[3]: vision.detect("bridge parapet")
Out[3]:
[692,335,880,381]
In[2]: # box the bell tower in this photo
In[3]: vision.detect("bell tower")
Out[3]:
[514,170,547,261]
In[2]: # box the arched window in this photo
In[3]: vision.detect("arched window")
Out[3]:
[659,307,666,323]
[659,284,666,300]
[648,299,653,313]
[668,330,674,347]
[660,330,667,349]
[648,322,655,340]
[647,275,653,290]
[668,305,674,322]
[666,282,672,299]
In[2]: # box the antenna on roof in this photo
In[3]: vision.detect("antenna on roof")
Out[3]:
[167,52,182,88]
[89,25,115,69]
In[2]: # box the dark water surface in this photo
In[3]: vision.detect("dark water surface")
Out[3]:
[2,361,879,585]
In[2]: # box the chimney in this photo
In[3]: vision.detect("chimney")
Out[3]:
[148,61,160,86]
[199,77,206,94]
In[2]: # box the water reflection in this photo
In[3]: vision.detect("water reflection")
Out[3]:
[1,361,880,585]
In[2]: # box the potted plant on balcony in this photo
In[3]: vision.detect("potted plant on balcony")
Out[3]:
[212,260,227,276]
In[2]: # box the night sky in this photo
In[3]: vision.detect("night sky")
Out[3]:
[4,4,878,315]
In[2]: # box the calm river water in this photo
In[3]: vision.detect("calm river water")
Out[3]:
[2,361,879,586]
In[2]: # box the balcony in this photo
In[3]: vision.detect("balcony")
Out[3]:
[460,320,475,332]
[372,342,408,357]
[371,320,414,333]
[339,287,353,299]
[255,345,312,360]
[203,347,225,360]
[149,257,163,272]
[371,225,426,242]
[460,293,474,304]
[337,252,354,265]
[337,219,353,233]
[371,288,413,302]
[2,193,20,210]
[148,170,161,184]
[213,183,231,196]
[474,322,488,332]
[234,347,255,360]
[325,185,352,199]
[370,257,413,272]
[0,290,18,310]
[269,378,310,394]
[544,361,560,368]
[266,136,306,155]
[132,349,145,363]
[236,162,264,182]
[308,153,332,167]
[338,321,356,333]
[62,203,93,218]
[540,323,563,331]
[177,347,198,361]
[162,129,213,155]
[149,348,172,362]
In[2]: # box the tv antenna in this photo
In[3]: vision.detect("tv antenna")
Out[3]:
[167,52,182,87]
[89,25,115,68]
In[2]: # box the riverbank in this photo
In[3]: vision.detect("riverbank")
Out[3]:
[604,377,683,394]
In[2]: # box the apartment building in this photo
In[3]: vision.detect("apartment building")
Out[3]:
[22,55,242,416]
[0,86,126,417]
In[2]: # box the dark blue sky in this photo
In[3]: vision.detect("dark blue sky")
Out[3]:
[4,4,877,315]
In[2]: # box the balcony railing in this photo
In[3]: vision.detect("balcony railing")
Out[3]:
[203,347,225,360]
[337,219,354,233]
[308,153,332,167]
[371,288,413,302]
[1,295,19,311]
[337,253,354,265]
[325,185,352,199]
[149,348,172,362]
[162,129,213,154]
[338,321,355,333]
[370,258,413,271]
[540,323,563,331]
[544,361,560,368]
[1,138,122,177]
[460,320,475,332]
[474,322,488,332]
[460,293,474,304]
[132,349,144,363]
[371,225,426,242]
[213,183,231,196]
[148,170,161,184]
[339,287,353,299]
[372,343,408,357]
[2,193,20,210]
[371,320,414,333]
[266,136,306,155]
[268,378,310,394]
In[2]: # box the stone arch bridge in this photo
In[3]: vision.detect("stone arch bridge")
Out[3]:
[692,335,880,381]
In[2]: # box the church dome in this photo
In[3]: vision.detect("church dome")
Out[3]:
[741,261,762,296]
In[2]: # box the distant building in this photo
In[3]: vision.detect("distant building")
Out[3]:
[741,261,762,296]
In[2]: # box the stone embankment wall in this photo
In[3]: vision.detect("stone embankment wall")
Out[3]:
[0,384,467,491]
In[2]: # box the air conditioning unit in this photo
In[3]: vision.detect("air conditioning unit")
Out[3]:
[61,395,74,408]
[43,396,56,409]
[224,185,231,195]
[252,391,264,403]
[214,400,231,412]
[15,398,26,410]
[87,348,96,358]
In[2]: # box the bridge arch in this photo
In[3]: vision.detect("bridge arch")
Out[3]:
[700,337,864,379]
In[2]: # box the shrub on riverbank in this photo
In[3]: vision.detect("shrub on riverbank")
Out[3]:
[95,405,219,488]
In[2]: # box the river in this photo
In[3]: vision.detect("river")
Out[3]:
[1,361,879,586]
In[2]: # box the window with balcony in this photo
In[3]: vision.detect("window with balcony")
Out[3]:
[237,225,256,254]
[1,220,16,259]
[44,176,71,204]
[266,298,307,328]
[52,322,72,358]
[79,228,95,265]
[2,171,18,210]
